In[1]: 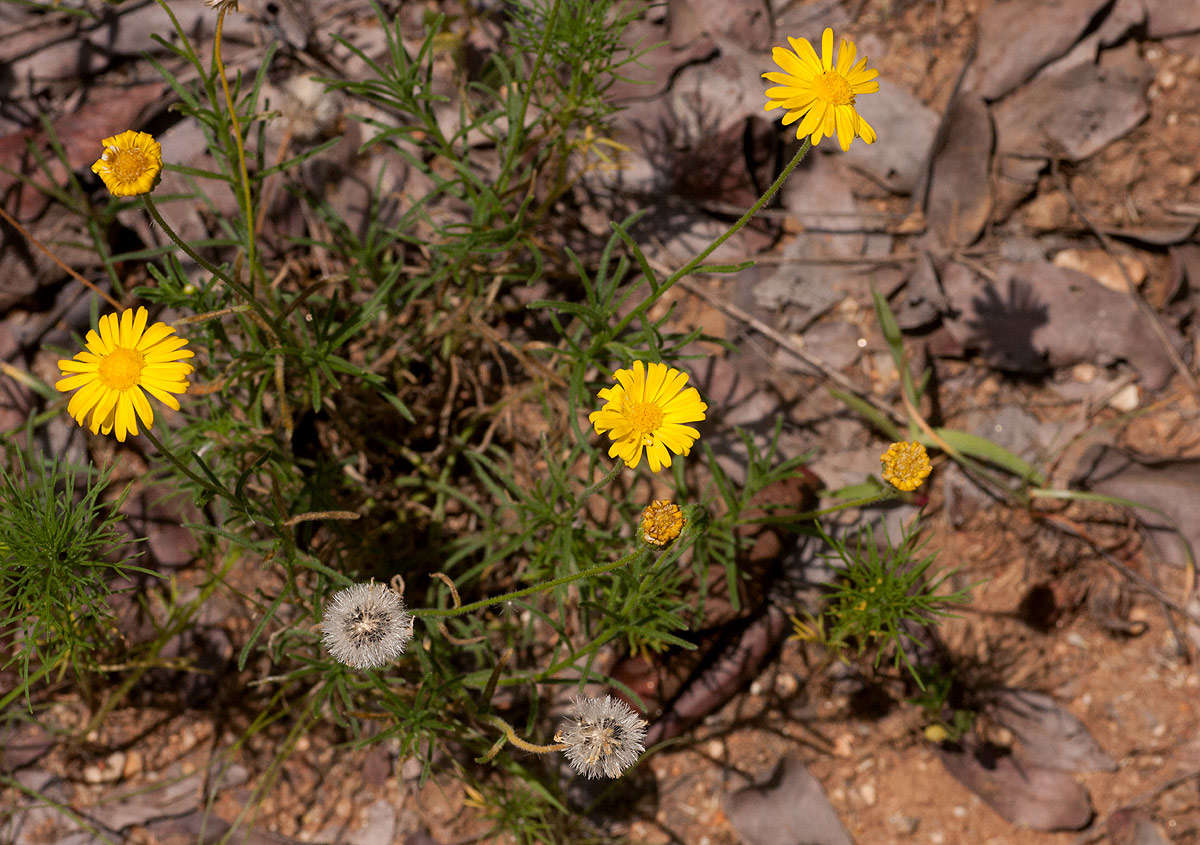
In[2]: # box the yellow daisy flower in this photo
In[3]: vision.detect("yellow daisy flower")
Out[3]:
[589,361,707,472]
[90,130,163,197]
[641,500,684,546]
[763,28,880,151]
[880,441,932,492]
[56,307,194,442]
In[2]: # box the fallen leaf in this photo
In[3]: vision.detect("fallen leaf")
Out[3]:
[993,60,1149,162]
[1143,0,1200,37]
[1070,445,1200,570]
[1103,221,1199,247]
[1107,807,1172,845]
[725,757,853,845]
[939,260,1181,389]
[984,688,1118,773]
[1052,247,1146,292]
[994,154,1047,222]
[892,249,945,331]
[844,79,939,194]
[937,740,1094,831]
[0,723,54,772]
[666,0,769,45]
[1167,242,1200,305]
[1097,0,1149,47]
[924,94,993,246]
[964,0,1114,100]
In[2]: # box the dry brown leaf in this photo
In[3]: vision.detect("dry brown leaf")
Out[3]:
[993,61,1149,162]
[725,757,853,845]
[937,740,1094,831]
[925,94,993,247]
[964,0,1115,100]
[984,688,1118,773]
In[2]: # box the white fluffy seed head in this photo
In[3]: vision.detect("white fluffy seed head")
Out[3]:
[555,695,647,779]
[320,582,413,670]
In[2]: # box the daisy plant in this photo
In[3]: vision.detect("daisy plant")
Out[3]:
[10,0,1003,835]
[55,306,193,442]
[589,360,708,472]
[763,27,880,151]
[90,130,163,196]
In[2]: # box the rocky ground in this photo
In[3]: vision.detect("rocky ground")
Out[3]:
[2,0,1200,842]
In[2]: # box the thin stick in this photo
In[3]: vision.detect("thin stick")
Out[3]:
[1039,512,1200,629]
[214,7,258,288]
[0,203,121,309]
[671,274,906,428]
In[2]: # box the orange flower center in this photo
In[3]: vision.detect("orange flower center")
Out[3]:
[815,71,854,106]
[97,347,144,390]
[109,147,153,183]
[626,401,664,441]
[642,500,684,546]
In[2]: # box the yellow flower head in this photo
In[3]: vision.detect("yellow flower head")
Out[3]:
[589,361,707,472]
[763,28,880,151]
[880,441,932,492]
[55,306,194,442]
[90,130,162,197]
[641,499,684,546]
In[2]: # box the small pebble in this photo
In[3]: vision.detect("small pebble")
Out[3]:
[889,813,920,835]
[930,832,945,844]
[860,782,877,806]
[1108,384,1139,413]
[953,805,968,818]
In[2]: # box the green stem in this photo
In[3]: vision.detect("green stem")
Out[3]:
[214,8,258,290]
[573,460,623,508]
[142,196,280,337]
[412,548,645,619]
[494,0,562,201]
[141,426,229,502]
[149,0,211,92]
[600,139,812,350]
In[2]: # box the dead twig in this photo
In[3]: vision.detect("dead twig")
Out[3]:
[0,202,121,309]
[668,274,906,429]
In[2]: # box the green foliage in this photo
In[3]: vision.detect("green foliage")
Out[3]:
[0,449,151,699]
[815,520,971,684]
[910,665,976,742]
[0,0,990,839]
